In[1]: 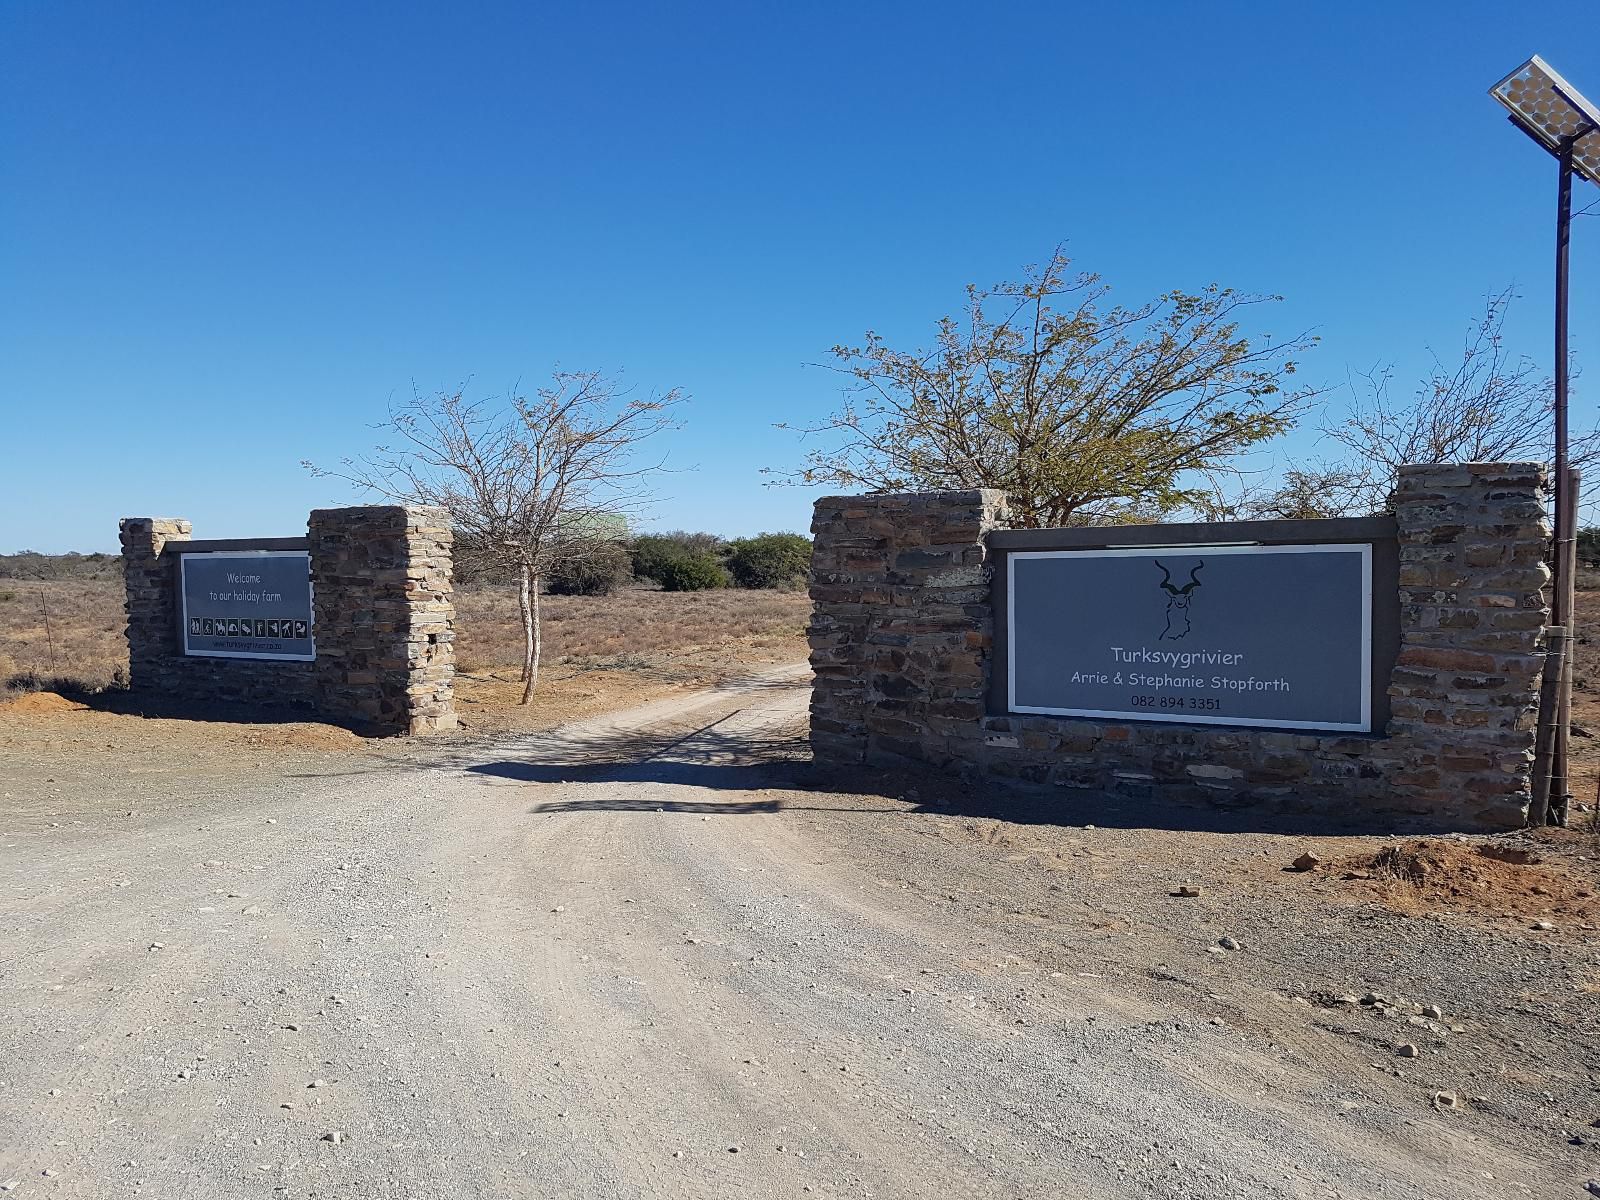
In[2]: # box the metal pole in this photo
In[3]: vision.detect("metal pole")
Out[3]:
[1556,137,1572,514]
[1530,140,1575,827]
[1552,142,1574,823]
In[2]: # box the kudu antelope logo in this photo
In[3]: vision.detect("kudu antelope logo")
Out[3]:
[1154,558,1205,641]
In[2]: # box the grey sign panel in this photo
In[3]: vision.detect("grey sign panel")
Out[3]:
[1007,544,1372,732]
[180,551,315,662]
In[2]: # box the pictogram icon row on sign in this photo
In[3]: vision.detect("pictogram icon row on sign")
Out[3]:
[189,617,309,639]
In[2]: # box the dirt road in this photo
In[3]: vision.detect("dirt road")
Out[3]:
[2,671,1595,1199]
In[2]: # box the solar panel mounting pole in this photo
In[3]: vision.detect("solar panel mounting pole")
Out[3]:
[1547,140,1574,826]
[1491,56,1598,827]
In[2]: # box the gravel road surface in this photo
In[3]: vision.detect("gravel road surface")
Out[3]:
[1,669,1592,1198]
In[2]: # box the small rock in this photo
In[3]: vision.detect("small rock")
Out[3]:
[672,1151,683,1159]
[552,906,565,913]
[176,1069,194,1080]
[308,1079,327,1089]
[1173,885,1202,898]
[1217,937,1242,952]
[1291,852,1322,872]
[241,905,263,916]
[148,942,164,951]
[1421,1004,1443,1019]
[727,1146,739,1154]
[1433,1091,1459,1109]
[1361,992,1384,1006]
[322,1131,343,1145]
[1586,1181,1600,1199]
[41,1170,56,1178]
[1395,1043,1420,1058]
[1333,994,1360,1005]
[1533,920,1555,931]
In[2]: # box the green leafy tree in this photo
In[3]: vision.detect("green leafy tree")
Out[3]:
[724,532,812,589]
[546,542,633,595]
[656,550,730,591]
[779,247,1317,528]
[632,532,724,585]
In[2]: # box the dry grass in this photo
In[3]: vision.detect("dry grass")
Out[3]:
[453,584,809,672]
[0,578,812,714]
[450,585,812,736]
[0,579,127,697]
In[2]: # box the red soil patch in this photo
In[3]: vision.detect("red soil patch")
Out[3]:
[1338,839,1600,925]
[0,691,89,715]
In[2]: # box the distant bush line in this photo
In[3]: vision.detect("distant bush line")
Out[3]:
[0,551,122,581]
[455,529,813,594]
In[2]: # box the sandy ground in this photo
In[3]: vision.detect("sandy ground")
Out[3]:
[4,670,1600,1199]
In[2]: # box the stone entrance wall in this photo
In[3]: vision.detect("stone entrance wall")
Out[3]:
[807,463,1551,830]
[120,505,456,735]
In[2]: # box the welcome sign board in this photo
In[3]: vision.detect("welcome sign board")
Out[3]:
[180,551,315,661]
[1006,544,1372,732]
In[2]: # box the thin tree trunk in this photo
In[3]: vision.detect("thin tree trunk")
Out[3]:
[520,572,543,705]
[517,563,535,686]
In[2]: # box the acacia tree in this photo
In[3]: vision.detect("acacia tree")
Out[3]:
[308,373,682,703]
[778,248,1319,527]
[1319,287,1598,512]
[1193,460,1372,521]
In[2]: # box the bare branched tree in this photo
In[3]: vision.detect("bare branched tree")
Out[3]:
[1324,287,1599,511]
[1193,460,1373,521]
[307,373,683,703]
[775,247,1321,527]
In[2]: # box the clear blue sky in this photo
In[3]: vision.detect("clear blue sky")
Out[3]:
[3,1,1597,552]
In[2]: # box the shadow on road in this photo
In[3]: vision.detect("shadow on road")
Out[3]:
[469,743,1453,835]
[456,672,1466,837]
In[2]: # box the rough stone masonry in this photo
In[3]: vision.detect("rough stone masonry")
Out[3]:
[121,505,456,735]
[808,463,1551,830]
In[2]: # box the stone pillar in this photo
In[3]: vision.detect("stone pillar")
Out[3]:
[119,517,192,692]
[1387,462,1551,826]
[809,490,1008,766]
[307,505,457,735]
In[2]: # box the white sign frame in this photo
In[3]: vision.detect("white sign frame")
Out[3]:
[1006,542,1373,733]
[179,550,317,662]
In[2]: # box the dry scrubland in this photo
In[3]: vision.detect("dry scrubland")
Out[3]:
[449,584,810,734]
[0,578,128,694]
[0,577,811,735]
[3,573,1598,804]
